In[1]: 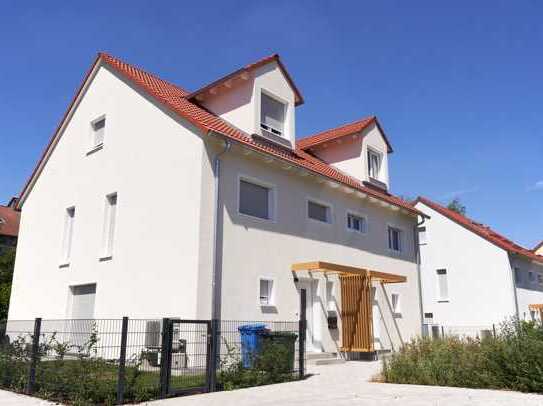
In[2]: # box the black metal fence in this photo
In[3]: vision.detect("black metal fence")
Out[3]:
[0,315,306,404]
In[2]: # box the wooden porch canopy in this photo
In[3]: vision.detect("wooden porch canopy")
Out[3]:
[291,261,407,353]
[528,304,543,311]
[291,261,406,283]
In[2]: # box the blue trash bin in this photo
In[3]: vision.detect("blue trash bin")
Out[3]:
[238,323,268,368]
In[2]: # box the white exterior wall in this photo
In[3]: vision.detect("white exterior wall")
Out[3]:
[9,64,206,320]
[415,202,517,328]
[201,61,296,145]
[511,255,543,321]
[311,123,390,187]
[197,145,421,352]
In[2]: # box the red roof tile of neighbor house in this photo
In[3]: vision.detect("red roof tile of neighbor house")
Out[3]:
[0,205,20,237]
[297,116,394,153]
[187,53,304,106]
[415,197,543,265]
[18,52,423,217]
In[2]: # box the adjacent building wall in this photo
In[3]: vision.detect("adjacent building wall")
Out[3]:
[9,64,206,320]
[511,255,543,321]
[415,202,517,328]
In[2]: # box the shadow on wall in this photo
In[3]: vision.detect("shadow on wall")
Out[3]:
[202,145,417,266]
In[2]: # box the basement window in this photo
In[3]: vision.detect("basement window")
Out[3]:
[260,92,286,137]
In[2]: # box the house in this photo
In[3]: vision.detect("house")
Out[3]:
[0,198,20,254]
[534,241,543,256]
[8,52,426,357]
[414,197,543,335]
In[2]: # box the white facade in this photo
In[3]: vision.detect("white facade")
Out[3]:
[9,54,423,355]
[415,200,543,334]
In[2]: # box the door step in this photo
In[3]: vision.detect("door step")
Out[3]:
[313,358,346,366]
[306,352,345,365]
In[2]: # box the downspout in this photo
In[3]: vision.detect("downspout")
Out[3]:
[211,138,231,321]
[209,137,230,392]
[509,256,520,321]
[414,215,426,336]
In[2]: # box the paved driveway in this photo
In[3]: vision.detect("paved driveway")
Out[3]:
[150,361,543,406]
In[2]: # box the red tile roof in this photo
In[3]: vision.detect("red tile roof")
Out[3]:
[187,53,304,106]
[297,116,393,153]
[18,53,422,218]
[0,205,20,238]
[416,197,543,265]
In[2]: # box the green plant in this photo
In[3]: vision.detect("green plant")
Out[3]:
[383,319,543,393]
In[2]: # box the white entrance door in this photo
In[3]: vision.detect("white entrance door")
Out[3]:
[372,287,381,350]
[298,279,320,352]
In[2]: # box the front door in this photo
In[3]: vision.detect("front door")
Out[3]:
[298,279,320,352]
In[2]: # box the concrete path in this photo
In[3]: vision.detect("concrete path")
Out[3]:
[0,390,56,405]
[149,361,543,406]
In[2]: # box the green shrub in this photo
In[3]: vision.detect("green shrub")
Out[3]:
[383,319,543,393]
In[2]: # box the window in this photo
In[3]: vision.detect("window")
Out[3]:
[91,117,106,149]
[101,193,117,259]
[260,92,286,136]
[538,274,543,286]
[259,279,274,306]
[308,200,331,223]
[70,284,96,346]
[437,269,449,301]
[514,268,522,284]
[239,179,273,220]
[387,226,402,252]
[347,213,367,233]
[391,293,401,313]
[61,207,75,265]
[529,271,535,283]
[418,226,427,244]
[368,149,382,179]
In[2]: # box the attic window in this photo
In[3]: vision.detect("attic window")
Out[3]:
[90,116,106,150]
[368,149,382,179]
[260,92,285,137]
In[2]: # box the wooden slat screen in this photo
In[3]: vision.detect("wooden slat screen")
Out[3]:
[339,274,374,352]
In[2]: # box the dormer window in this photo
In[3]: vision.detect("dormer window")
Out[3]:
[260,92,286,137]
[368,149,382,179]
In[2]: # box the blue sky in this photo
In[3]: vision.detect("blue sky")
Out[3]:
[1,1,541,247]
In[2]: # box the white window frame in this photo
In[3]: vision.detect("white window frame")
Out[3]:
[387,224,403,254]
[258,277,275,307]
[237,174,277,222]
[306,197,333,225]
[346,211,368,234]
[391,293,401,314]
[100,192,117,260]
[60,206,75,267]
[259,89,288,138]
[436,268,449,302]
[367,147,383,180]
[88,115,106,153]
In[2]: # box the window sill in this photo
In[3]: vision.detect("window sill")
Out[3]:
[99,255,113,262]
[59,263,70,269]
[307,217,333,226]
[86,144,104,156]
[238,212,275,224]
[437,299,450,303]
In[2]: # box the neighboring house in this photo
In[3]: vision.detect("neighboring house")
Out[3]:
[0,198,20,254]
[534,241,543,256]
[414,197,543,335]
[9,52,426,357]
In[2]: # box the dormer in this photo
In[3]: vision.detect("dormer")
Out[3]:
[188,54,303,149]
[297,117,393,190]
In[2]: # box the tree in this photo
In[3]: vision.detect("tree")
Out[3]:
[447,198,466,215]
[0,248,15,320]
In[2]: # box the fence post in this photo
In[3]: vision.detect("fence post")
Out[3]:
[209,319,219,392]
[298,289,306,380]
[116,317,129,404]
[441,325,445,338]
[26,317,42,395]
[159,318,171,398]
[493,324,496,338]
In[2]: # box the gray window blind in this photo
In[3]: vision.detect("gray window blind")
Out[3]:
[308,201,329,222]
[437,269,448,300]
[260,93,285,134]
[239,180,270,219]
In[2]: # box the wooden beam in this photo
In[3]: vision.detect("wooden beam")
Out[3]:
[240,72,249,80]
[291,261,406,283]
[224,79,232,88]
